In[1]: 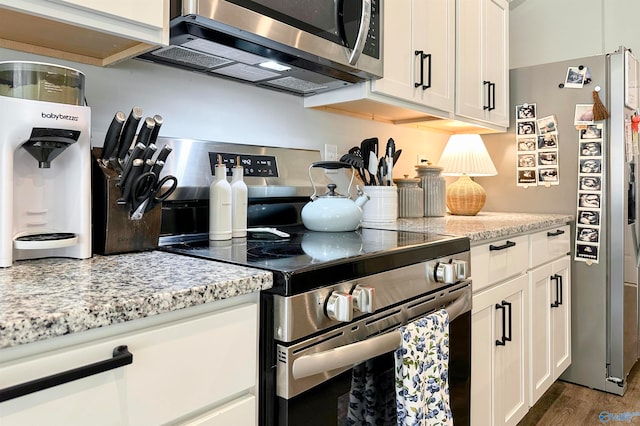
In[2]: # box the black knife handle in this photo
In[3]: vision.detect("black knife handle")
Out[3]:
[116,106,143,160]
[155,145,172,164]
[119,142,146,186]
[151,160,165,177]
[141,144,158,163]
[101,111,126,160]
[120,159,144,205]
[148,115,163,147]
[135,117,156,148]
[0,346,132,403]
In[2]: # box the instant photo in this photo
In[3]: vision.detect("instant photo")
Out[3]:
[516,104,537,120]
[577,210,600,226]
[578,192,601,208]
[580,158,602,174]
[579,175,602,191]
[575,104,595,125]
[518,154,536,168]
[537,115,557,134]
[580,124,603,139]
[517,136,537,151]
[580,141,602,156]
[538,167,559,183]
[565,66,586,88]
[517,121,536,135]
[538,151,557,165]
[577,226,600,243]
[538,134,558,149]
[576,243,599,261]
[518,169,537,184]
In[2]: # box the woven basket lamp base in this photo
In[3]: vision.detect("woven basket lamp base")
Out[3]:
[446,175,486,216]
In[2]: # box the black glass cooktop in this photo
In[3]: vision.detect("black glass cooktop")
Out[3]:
[162,225,469,295]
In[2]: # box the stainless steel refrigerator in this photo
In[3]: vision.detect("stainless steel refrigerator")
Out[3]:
[480,47,640,395]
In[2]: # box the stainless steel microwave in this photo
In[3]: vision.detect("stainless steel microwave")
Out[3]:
[139,0,382,96]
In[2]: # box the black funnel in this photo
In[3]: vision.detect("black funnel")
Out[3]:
[22,128,82,168]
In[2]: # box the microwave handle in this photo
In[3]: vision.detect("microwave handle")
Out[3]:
[292,290,470,380]
[343,0,371,65]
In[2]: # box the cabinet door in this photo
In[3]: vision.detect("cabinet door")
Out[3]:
[46,0,165,29]
[455,0,509,127]
[528,263,553,404]
[472,274,529,426]
[551,256,571,377]
[372,0,454,112]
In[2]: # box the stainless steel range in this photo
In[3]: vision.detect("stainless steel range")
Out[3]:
[157,138,472,425]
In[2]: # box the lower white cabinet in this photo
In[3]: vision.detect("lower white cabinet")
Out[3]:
[0,298,259,426]
[471,274,529,426]
[528,255,571,405]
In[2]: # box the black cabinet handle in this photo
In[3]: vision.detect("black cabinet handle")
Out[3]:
[422,53,432,90]
[503,300,512,342]
[547,229,565,237]
[495,302,507,346]
[489,82,496,111]
[550,274,563,308]
[483,80,491,110]
[0,345,133,403]
[414,50,427,88]
[489,240,516,251]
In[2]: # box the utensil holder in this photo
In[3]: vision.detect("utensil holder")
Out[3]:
[91,148,161,255]
[361,186,398,223]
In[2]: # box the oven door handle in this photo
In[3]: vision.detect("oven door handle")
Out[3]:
[292,291,471,380]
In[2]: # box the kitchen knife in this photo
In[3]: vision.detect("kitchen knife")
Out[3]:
[135,117,156,148]
[100,111,126,160]
[151,160,165,177]
[148,115,163,146]
[119,142,146,186]
[116,106,143,161]
[155,144,173,164]
[142,158,155,175]
[141,143,158,163]
[118,158,144,206]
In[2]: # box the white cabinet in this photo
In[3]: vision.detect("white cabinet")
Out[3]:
[470,235,528,293]
[371,0,455,113]
[456,0,509,128]
[0,297,259,426]
[528,227,571,406]
[0,0,168,66]
[471,273,529,426]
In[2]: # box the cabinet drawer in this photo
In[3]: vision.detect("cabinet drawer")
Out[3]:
[529,225,570,268]
[1,303,258,425]
[471,235,528,292]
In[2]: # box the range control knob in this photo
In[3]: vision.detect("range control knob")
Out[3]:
[435,260,469,284]
[325,291,353,322]
[352,284,375,313]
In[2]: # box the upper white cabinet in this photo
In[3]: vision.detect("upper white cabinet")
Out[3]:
[0,0,168,66]
[371,0,455,113]
[456,0,509,128]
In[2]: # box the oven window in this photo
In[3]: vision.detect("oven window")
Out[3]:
[275,311,471,426]
[226,0,364,48]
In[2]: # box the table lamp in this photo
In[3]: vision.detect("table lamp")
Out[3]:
[438,134,497,215]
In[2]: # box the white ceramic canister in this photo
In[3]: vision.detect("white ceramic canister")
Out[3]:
[394,175,424,218]
[361,185,398,223]
[415,164,446,217]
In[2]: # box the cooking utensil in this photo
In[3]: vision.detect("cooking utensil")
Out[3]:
[393,149,402,165]
[340,153,367,184]
[116,106,143,161]
[377,156,387,186]
[368,151,379,185]
[386,138,395,186]
[101,111,126,160]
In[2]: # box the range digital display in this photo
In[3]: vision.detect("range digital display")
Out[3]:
[208,152,278,177]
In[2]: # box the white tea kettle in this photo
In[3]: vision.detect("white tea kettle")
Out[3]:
[301,161,369,232]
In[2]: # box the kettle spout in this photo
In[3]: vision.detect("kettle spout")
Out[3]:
[355,187,370,208]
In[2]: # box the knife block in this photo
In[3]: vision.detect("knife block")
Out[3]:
[91,148,161,255]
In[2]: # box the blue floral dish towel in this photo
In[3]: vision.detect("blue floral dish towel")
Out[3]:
[394,309,452,426]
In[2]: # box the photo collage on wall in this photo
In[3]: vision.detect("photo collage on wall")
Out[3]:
[574,123,604,264]
[515,103,560,187]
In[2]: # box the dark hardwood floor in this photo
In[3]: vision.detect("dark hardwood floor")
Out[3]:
[518,362,640,425]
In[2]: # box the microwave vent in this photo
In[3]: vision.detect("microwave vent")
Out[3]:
[151,46,232,69]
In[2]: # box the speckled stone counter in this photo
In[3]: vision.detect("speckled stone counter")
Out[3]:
[364,211,574,242]
[0,251,273,349]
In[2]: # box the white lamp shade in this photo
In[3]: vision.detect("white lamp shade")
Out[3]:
[438,134,498,176]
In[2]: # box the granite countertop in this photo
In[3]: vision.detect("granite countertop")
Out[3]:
[0,251,273,349]
[364,211,574,242]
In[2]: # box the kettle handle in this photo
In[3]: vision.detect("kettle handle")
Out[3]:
[308,161,355,200]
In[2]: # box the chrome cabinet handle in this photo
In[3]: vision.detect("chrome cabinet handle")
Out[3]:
[0,345,133,402]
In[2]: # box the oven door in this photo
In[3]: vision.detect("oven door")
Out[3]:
[273,282,471,426]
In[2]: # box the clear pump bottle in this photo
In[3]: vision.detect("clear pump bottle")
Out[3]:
[231,156,248,238]
[209,155,232,241]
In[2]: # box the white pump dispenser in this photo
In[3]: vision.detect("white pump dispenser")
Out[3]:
[231,156,248,238]
[209,155,232,241]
